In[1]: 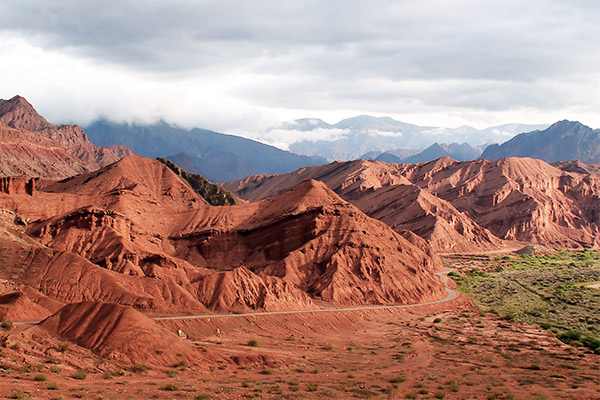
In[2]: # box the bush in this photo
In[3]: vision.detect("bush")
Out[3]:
[195,394,211,400]
[173,360,187,369]
[433,318,442,323]
[448,380,459,392]
[161,384,179,391]
[405,393,418,400]
[435,391,446,399]
[34,373,47,382]
[129,363,148,373]
[246,339,259,347]
[306,383,318,392]
[1,321,13,330]
[389,375,406,384]
[46,382,59,390]
[72,369,87,380]
[166,369,178,378]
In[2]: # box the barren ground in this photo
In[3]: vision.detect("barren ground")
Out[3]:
[1,284,598,400]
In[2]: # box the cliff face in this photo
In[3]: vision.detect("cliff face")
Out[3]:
[0,176,36,195]
[0,96,134,179]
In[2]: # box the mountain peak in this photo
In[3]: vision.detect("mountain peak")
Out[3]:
[547,120,590,131]
[0,95,49,131]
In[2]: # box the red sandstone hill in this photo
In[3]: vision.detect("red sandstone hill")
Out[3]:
[0,156,446,317]
[0,96,134,179]
[223,160,505,253]
[224,157,600,250]
[39,302,198,365]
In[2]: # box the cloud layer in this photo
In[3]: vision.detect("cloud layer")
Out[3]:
[1,0,599,134]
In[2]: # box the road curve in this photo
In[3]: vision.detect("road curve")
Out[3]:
[13,268,457,325]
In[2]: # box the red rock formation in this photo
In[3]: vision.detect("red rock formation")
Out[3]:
[224,159,504,253]
[0,96,134,179]
[226,157,600,249]
[0,156,447,313]
[393,157,600,248]
[0,176,36,195]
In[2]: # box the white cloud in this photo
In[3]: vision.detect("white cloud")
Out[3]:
[0,0,599,136]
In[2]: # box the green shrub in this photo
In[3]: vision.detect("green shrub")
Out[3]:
[173,360,188,369]
[433,318,442,323]
[1,321,13,330]
[129,363,148,373]
[166,369,178,378]
[246,339,259,347]
[434,391,446,399]
[448,380,459,392]
[389,375,406,383]
[72,369,87,380]
[306,383,318,392]
[34,373,47,382]
[46,382,60,390]
[161,383,179,391]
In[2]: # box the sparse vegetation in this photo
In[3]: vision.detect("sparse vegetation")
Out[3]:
[46,382,60,390]
[306,383,318,392]
[246,339,259,347]
[129,362,149,373]
[34,373,47,381]
[452,250,600,352]
[72,369,87,380]
[166,369,178,378]
[157,158,241,206]
[1,321,13,330]
[161,383,179,391]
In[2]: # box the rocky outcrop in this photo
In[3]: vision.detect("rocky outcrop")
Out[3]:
[0,176,36,195]
[0,96,134,179]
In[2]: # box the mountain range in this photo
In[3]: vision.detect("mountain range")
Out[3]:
[271,116,548,160]
[367,142,485,164]
[481,120,600,164]
[84,119,326,182]
[224,157,600,251]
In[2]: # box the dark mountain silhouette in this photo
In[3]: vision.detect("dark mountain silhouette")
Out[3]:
[481,120,600,164]
[84,120,326,182]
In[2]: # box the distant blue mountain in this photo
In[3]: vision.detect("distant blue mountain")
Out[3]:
[481,120,600,164]
[84,120,326,182]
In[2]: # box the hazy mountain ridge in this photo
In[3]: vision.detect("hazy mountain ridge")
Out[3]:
[277,116,548,161]
[371,142,484,164]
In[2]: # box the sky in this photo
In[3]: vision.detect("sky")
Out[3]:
[1,0,599,135]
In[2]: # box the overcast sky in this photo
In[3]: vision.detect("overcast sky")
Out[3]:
[1,0,599,134]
